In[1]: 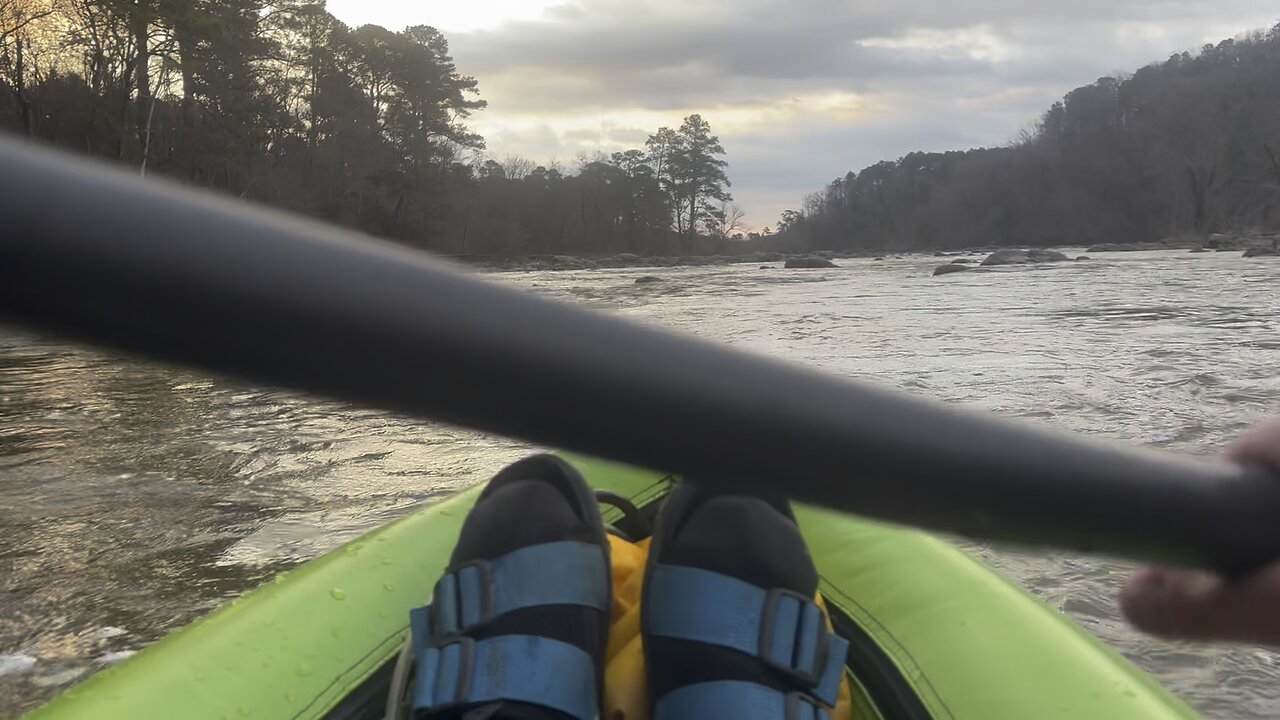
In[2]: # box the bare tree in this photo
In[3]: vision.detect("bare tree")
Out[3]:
[0,0,54,137]
[501,154,534,181]
[703,200,746,238]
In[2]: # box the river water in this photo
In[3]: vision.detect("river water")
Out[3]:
[2,249,1279,717]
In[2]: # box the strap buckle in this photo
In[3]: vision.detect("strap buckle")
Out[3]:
[409,634,599,720]
[759,588,828,687]
[412,636,477,712]
[429,560,494,642]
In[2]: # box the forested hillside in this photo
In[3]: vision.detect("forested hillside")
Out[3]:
[0,0,736,256]
[782,26,1280,252]
[5,3,1278,257]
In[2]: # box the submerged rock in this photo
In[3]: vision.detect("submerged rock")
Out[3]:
[634,275,663,283]
[949,258,977,264]
[1243,247,1279,258]
[784,256,838,269]
[981,249,1070,266]
[1075,256,1091,261]
[932,264,971,276]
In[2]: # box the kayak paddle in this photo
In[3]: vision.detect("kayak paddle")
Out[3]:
[1,137,1276,576]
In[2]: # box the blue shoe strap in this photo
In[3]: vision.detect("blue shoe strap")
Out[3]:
[654,680,831,720]
[647,564,849,705]
[430,540,608,641]
[408,625,598,720]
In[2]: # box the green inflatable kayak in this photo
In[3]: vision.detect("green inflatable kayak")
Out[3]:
[28,455,1196,720]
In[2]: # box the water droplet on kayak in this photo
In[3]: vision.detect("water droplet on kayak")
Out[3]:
[382,582,395,592]
[284,691,297,703]
[330,588,346,600]
[375,536,387,543]
[344,542,365,555]
[1122,688,1137,698]
[296,663,313,677]
[236,706,250,717]
[380,557,393,566]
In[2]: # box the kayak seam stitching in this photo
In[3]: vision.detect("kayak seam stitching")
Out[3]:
[627,475,675,507]
[820,577,955,720]
[291,626,407,720]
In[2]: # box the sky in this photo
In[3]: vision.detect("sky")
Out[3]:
[327,1,1279,229]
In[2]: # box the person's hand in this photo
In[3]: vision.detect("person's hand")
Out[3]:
[1120,417,1280,644]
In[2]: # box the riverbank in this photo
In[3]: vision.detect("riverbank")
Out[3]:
[447,250,848,272]
[1086,232,1279,253]
[445,231,1279,272]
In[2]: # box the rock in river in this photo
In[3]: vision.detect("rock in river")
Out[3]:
[932,264,971,276]
[634,275,663,283]
[784,256,838,269]
[980,249,1070,266]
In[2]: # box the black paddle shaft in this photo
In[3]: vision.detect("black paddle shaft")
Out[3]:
[1,138,1277,575]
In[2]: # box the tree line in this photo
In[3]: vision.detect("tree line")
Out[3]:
[778,25,1280,252]
[0,0,734,256]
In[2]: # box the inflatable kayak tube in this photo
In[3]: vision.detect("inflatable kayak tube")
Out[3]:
[27,455,1196,719]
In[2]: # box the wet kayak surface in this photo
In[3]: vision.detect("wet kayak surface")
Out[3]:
[3,249,1279,717]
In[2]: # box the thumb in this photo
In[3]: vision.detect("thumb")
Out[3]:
[1121,565,1280,645]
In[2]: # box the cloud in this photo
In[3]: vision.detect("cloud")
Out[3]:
[432,0,1278,227]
